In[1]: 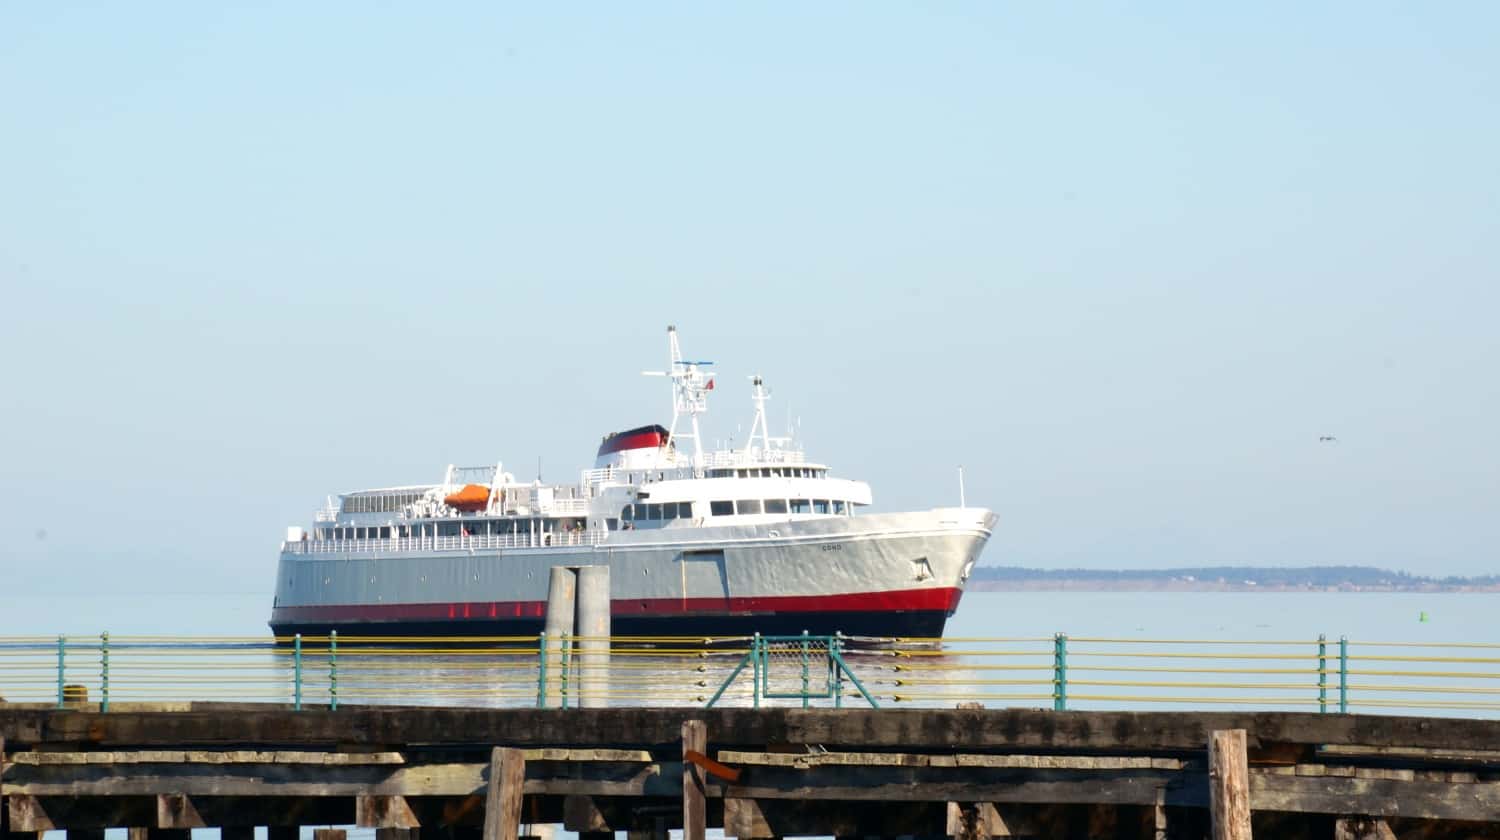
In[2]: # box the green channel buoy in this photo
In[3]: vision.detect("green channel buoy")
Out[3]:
[1419,611,1429,623]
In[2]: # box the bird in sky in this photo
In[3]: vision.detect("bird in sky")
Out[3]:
[1319,436,1337,442]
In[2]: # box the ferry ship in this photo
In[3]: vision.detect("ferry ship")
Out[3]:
[269,327,997,639]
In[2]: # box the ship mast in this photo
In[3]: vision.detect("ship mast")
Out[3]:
[643,325,715,474]
[746,374,772,457]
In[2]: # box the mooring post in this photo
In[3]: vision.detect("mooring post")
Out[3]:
[576,565,611,709]
[544,566,578,708]
[100,631,110,713]
[482,746,525,840]
[329,629,338,710]
[293,633,303,711]
[1317,634,1328,713]
[536,631,548,708]
[1339,636,1349,714]
[752,633,762,709]
[800,629,811,709]
[682,719,707,840]
[1053,632,1068,711]
[1208,729,1251,840]
[55,634,65,709]
[833,632,845,709]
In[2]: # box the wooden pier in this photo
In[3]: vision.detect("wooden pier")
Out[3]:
[3,706,1499,839]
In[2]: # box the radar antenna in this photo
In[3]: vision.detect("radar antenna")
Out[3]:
[641,325,715,472]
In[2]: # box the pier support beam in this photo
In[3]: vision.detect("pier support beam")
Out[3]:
[1209,729,1252,840]
[1334,817,1396,840]
[156,795,204,829]
[575,565,611,709]
[482,747,525,840]
[683,719,707,840]
[358,796,420,830]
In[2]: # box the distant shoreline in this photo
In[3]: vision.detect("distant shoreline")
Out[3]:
[969,565,1500,593]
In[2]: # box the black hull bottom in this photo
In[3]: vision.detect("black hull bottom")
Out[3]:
[270,610,950,642]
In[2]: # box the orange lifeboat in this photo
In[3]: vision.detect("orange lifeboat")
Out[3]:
[443,484,491,512]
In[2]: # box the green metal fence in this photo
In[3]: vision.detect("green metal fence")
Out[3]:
[3,632,1499,715]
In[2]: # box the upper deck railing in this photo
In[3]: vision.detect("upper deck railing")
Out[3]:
[283,528,606,555]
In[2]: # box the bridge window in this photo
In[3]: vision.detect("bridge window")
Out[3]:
[710,500,734,516]
[764,499,788,514]
[790,499,810,514]
[736,499,762,515]
[813,500,830,514]
[647,503,663,521]
[833,500,847,515]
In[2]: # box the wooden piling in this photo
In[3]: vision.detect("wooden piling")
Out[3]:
[682,719,707,840]
[1209,729,1252,840]
[482,746,524,840]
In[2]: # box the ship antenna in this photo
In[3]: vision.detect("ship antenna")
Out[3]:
[958,465,967,508]
[642,325,715,475]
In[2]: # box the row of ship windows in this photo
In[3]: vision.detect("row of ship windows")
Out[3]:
[705,467,827,479]
[342,493,424,514]
[317,518,583,541]
[622,498,851,521]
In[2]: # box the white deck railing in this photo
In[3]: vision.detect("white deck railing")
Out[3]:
[282,529,606,556]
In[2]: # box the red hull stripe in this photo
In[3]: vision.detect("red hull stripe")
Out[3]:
[271,587,962,624]
[597,428,667,457]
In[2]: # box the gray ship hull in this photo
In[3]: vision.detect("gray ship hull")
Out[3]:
[270,508,995,639]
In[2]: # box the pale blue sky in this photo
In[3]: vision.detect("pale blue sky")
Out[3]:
[2,3,1497,601]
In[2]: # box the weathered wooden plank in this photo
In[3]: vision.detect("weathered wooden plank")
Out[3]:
[9,751,407,766]
[4,759,678,798]
[1320,744,1500,765]
[357,795,420,829]
[682,719,707,840]
[717,766,1195,806]
[482,747,523,840]
[1208,730,1250,840]
[312,830,346,840]
[10,708,1500,753]
[717,750,1181,771]
[1250,775,1500,822]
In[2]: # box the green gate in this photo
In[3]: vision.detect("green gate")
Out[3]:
[706,632,879,709]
